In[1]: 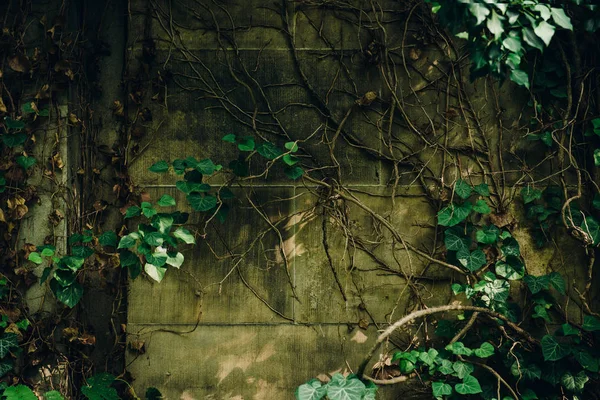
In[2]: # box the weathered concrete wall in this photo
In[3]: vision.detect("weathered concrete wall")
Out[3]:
[122,1,591,399]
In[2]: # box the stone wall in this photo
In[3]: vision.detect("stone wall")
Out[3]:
[121,1,591,399]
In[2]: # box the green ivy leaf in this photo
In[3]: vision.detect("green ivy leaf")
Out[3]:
[285,166,304,180]
[144,263,166,283]
[176,181,211,194]
[473,183,490,196]
[3,385,38,400]
[561,370,588,393]
[581,216,600,245]
[473,199,491,214]
[0,333,19,358]
[62,256,85,271]
[71,246,94,259]
[54,269,77,287]
[534,21,555,46]
[456,249,486,272]
[257,142,283,159]
[593,194,600,210]
[444,229,470,251]
[15,319,29,331]
[432,382,452,397]
[419,348,439,366]
[98,231,118,247]
[486,10,503,40]
[533,304,550,322]
[141,203,157,218]
[511,361,542,381]
[501,237,520,257]
[541,335,571,361]
[222,134,236,143]
[521,187,542,204]
[1,133,27,148]
[551,8,573,30]
[476,225,499,244]
[144,232,164,247]
[495,257,524,280]
[524,274,550,294]
[237,136,255,152]
[5,117,26,130]
[326,374,366,400]
[295,379,327,400]
[445,342,472,356]
[594,149,600,166]
[510,69,530,89]
[187,193,217,212]
[562,323,580,336]
[125,206,141,219]
[283,154,299,166]
[523,27,545,52]
[166,252,184,269]
[157,194,176,207]
[474,342,495,358]
[452,361,474,379]
[437,203,472,227]
[503,37,522,53]
[28,252,43,264]
[454,375,482,395]
[582,315,600,331]
[438,359,454,375]
[285,141,299,152]
[16,156,36,170]
[118,250,138,267]
[50,280,83,308]
[547,272,565,295]
[196,159,220,175]
[454,179,472,199]
[0,359,13,378]
[573,349,599,373]
[149,160,169,173]
[469,3,490,25]
[81,373,120,400]
[172,159,186,175]
[44,391,66,400]
[172,227,195,244]
[118,233,139,249]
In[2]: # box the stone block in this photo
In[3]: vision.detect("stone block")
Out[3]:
[126,323,405,399]
[291,186,453,324]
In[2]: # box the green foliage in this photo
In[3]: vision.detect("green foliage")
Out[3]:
[295,374,375,400]
[3,385,37,400]
[81,373,120,400]
[430,0,577,90]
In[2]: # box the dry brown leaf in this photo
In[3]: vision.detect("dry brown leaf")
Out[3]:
[358,318,369,330]
[7,196,28,220]
[0,208,5,223]
[0,97,7,113]
[48,209,64,226]
[52,152,64,169]
[69,113,81,125]
[128,340,146,354]
[409,48,422,61]
[357,91,377,106]
[8,54,31,73]
[5,323,22,341]
[113,100,124,117]
[78,333,96,346]
[62,327,79,340]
